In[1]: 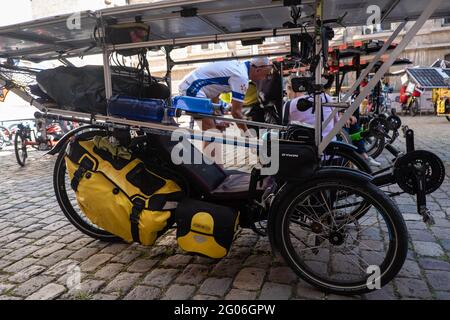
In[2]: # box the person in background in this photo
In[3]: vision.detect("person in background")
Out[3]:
[283,75,381,167]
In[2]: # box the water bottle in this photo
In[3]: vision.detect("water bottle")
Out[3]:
[108,95,174,123]
[172,96,224,115]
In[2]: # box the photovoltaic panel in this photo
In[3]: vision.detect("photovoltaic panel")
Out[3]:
[407,68,450,89]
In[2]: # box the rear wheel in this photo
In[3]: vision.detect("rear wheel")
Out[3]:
[53,129,122,242]
[14,129,27,166]
[274,175,408,295]
[410,99,419,117]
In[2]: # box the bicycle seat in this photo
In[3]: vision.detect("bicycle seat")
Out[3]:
[149,134,270,201]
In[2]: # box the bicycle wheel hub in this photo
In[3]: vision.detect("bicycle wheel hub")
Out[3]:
[311,222,323,233]
[329,231,345,245]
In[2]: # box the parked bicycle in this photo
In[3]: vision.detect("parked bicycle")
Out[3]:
[14,119,75,166]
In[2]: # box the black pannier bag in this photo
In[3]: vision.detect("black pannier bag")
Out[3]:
[277,140,318,180]
[175,199,240,259]
[263,124,318,180]
[36,66,170,115]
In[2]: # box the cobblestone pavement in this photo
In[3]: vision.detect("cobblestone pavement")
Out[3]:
[0,116,449,300]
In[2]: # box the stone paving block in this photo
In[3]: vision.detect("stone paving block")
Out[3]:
[0,284,15,295]
[175,264,210,285]
[33,235,61,247]
[431,227,450,240]
[233,268,266,291]
[1,245,41,262]
[0,295,22,300]
[227,245,253,260]
[64,279,105,299]
[65,238,95,251]
[80,254,113,272]
[268,266,297,284]
[199,277,233,297]
[13,275,55,297]
[435,291,450,300]
[395,277,431,299]
[25,229,52,239]
[92,293,120,300]
[8,265,46,283]
[162,284,196,300]
[211,259,244,278]
[441,239,450,251]
[295,281,326,300]
[160,254,193,268]
[0,226,20,238]
[192,295,220,300]
[32,243,66,259]
[418,258,450,271]
[142,268,179,288]
[110,250,142,264]
[0,248,13,259]
[94,263,125,280]
[44,259,79,277]
[100,243,130,255]
[413,241,445,257]
[127,259,158,273]
[58,233,83,244]
[408,229,436,242]
[398,259,422,279]
[26,283,66,300]
[225,289,257,300]
[42,220,69,232]
[425,270,450,291]
[103,272,141,295]
[258,282,292,300]
[0,233,27,246]
[243,255,272,269]
[3,258,39,274]
[69,247,100,261]
[36,249,74,267]
[123,286,161,300]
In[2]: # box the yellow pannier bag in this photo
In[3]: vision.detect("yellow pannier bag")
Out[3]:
[65,136,183,245]
[175,199,240,259]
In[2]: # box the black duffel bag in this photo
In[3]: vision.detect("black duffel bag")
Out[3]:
[36,65,170,115]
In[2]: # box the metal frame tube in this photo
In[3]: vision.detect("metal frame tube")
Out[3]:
[172,51,291,66]
[41,107,262,149]
[319,0,442,154]
[314,0,323,148]
[109,27,307,52]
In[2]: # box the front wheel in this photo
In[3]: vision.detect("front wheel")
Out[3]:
[14,129,27,166]
[446,116,450,122]
[274,175,408,295]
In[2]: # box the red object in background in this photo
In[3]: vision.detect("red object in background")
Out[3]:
[46,123,61,134]
[399,85,409,104]
[412,89,421,97]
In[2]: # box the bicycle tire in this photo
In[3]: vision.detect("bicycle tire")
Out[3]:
[14,129,27,167]
[274,174,408,295]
